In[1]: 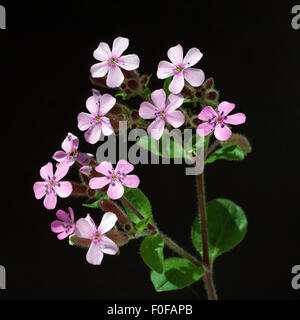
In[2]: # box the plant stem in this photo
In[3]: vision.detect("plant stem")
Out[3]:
[205,140,220,158]
[120,197,204,268]
[159,231,203,268]
[196,172,218,300]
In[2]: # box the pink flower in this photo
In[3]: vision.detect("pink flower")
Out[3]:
[80,165,92,177]
[139,88,185,140]
[90,36,140,88]
[52,133,93,166]
[89,160,140,200]
[196,101,246,141]
[78,89,115,144]
[75,212,118,265]
[51,207,75,240]
[157,44,205,94]
[33,162,73,210]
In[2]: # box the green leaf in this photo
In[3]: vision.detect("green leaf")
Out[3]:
[163,76,172,97]
[150,258,204,292]
[206,144,244,164]
[82,192,109,208]
[122,188,152,224]
[136,131,193,162]
[135,217,151,232]
[82,199,101,209]
[115,91,134,100]
[140,234,164,273]
[191,198,247,263]
[183,97,198,104]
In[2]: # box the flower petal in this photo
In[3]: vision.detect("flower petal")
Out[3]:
[183,48,203,67]
[214,123,232,141]
[52,151,67,163]
[57,230,72,240]
[40,162,53,180]
[139,102,157,119]
[64,133,79,151]
[43,192,57,210]
[75,152,93,166]
[107,181,124,200]
[98,212,118,234]
[99,94,116,115]
[196,122,215,137]
[169,73,184,94]
[224,113,246,125]
[165,93,184,113]
[55,181,72,198]
[89,176,110,190]
[77,112,93,131]
[106,66,124,88]
[90,62,109,78]
[94,161,113,175]
[184,68,205,87]
[151,89,166,110]
[69,207,74,221]
[86,242,104,265]
[122,175,140,188]
[118,54,140,71]
[157,60,175,79]
[93,42,112,61]
[101,236,118,255]
[75,217,95,239]
[56,209,69,222]
[217,101,235,116]
[167,44,183,65]
[115,160,134,174]
[86,96,100,115]
[165,110,185,128]
[147,118,165,140]
[33,182,46,199]
[54,162,70,181]
[100,117,114,136]
[198,106,218,121]
[85,214,97,230]
[112,37,129,57]
[51,220,65,233]
[84,124,102,144]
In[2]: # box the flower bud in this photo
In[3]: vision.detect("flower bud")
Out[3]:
[71,183,88,196]
[80,165,92,177]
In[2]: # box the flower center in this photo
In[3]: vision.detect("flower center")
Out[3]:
[109,57,117,65]
[94,231,102,241]
[95,115,102,122]
[175,65,184,73]
[70,150,77,157]
[216,117,223,122]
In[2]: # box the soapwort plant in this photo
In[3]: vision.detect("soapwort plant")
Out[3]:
[33,37,250,300]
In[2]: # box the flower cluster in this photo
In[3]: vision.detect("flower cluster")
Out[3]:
[33,36,247,268]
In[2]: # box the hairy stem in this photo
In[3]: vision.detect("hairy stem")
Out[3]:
[196,172,218,300]
[120,197,204,268]
[159,231,203,268]
[205,140,220,158]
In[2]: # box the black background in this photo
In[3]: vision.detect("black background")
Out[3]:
[0,1,299,300]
